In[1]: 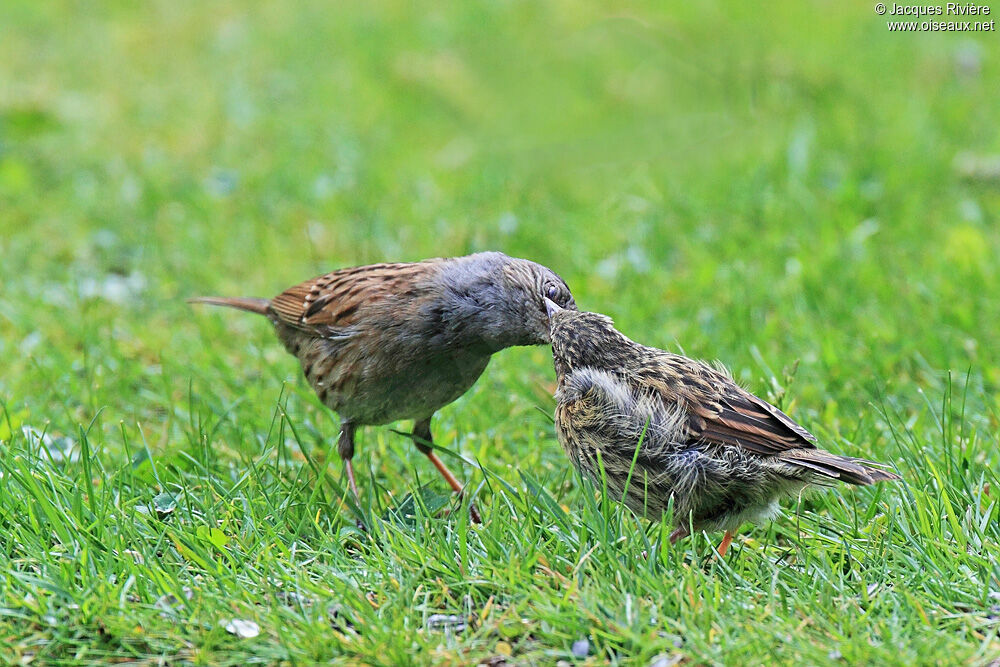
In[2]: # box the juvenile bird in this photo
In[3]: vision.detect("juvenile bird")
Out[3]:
[191,252,575,521]
[546,301,898,555]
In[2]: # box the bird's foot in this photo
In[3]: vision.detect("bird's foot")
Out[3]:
[423,448,481,524]
[466,497,482,524]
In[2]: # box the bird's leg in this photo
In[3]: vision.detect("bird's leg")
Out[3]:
[717,530,735,557]
[669,525,690,544]
[337,422,360,503]
[412,418,481,524]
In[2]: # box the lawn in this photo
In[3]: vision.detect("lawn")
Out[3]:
[1,1,999,664]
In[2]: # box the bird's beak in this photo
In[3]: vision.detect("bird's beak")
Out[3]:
[544,297,562,319]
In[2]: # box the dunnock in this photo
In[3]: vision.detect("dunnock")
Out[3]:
[191,252,575,521]
[545,300,899,555]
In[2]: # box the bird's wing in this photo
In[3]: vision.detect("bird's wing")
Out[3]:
[638,353,818,457]
[269,262,435,335]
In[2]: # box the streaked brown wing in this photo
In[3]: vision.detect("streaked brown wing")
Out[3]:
[640,354,817,457]
[691,386,818,456]
[269,261,435,334]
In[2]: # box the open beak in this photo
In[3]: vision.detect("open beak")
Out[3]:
[544,297,562,318]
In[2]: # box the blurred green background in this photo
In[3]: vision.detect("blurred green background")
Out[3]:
[3,1,999,420]
[1,1,998,663]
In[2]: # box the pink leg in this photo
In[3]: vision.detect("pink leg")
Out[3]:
[344,458,360,501]
[413,419,481,524]
[338,423,362,503]
[717,530,735,557]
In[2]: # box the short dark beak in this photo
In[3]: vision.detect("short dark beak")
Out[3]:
[544,297,562,318]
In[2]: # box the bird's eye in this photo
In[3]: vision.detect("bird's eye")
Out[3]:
[546,285,558,300]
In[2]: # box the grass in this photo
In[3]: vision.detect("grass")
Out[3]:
[1,0,999,664]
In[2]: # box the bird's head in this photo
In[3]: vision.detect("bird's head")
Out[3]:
[438,252,576,351]
[494,255,576,346]
[544,301,625,379]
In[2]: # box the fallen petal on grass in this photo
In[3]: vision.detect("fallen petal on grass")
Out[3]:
[224,618,260,639]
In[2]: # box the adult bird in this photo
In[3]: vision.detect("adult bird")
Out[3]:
[191,252,575,522]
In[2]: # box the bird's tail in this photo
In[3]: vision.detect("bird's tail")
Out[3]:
[782,450,900,486]
[188,296,271,315]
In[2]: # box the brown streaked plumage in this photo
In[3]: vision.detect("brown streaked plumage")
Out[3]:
[191,252,575,522]
[545,300,899,555]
